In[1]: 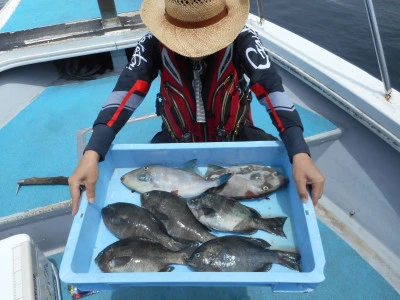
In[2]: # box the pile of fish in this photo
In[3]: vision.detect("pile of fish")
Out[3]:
[95,160,301,273]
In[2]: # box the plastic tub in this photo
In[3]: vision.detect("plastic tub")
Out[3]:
[60,141,325,292]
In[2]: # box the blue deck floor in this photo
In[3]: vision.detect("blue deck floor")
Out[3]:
[50,220,398,299]
[0,0,141,32]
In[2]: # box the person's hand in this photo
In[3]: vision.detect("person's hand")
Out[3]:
[292,152,325,206]
[68,150,100,216]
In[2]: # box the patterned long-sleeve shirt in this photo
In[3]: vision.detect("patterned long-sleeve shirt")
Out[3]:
[85,27,310,161]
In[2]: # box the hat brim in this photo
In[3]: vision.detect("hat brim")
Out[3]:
[140,0,250,58]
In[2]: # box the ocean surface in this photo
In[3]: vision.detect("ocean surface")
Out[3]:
[249,0,400,90]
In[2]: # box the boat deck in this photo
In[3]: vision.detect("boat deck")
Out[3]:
[1,62,397,299]
[0,0,399,298]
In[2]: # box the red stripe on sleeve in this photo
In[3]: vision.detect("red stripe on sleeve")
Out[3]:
[251,83,285,133]
[107,80,150,127]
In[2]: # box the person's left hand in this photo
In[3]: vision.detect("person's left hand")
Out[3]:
[292,152,325,206]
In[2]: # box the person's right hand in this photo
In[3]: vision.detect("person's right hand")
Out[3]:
[68,150,100,216]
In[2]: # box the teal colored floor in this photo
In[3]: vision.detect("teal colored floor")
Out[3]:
[0,0,141,33]
[0,74,160,217]
[50,220,399,300]
[0,72,335,217]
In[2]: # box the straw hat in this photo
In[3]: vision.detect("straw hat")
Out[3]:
[140,0,250,58]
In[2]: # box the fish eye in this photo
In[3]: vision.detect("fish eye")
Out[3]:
[262,186,269,191]
[144,192,150,196]
[144,166,149,170]
[195,252,201,258]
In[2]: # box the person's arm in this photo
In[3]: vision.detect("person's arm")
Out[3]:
[69,150,99,216]
[85,33,161,161]
[292,152,325,206]
[69,33,161,215]
[237,27,324,205]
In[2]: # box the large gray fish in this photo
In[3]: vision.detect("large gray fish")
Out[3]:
[186,193,287,237]
[101,202,191,251]
[205,164,288,200]
[121,162,232,198]
[187,235,301,272]
[95,237,195,272]
[140,190,216,243]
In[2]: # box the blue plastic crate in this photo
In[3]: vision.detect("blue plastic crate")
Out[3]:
[60,141,325,292]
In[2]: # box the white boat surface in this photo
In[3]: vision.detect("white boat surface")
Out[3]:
[0,0,399,298]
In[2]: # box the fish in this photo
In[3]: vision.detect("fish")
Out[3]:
[186,193,287,237]
[205,164,288,200]
[101,202,192,251]
[187,235,301,272]
[95,237,195,272]
[121,161,232,198]
[140,190,216,243]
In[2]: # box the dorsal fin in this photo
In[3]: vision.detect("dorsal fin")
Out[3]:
[180,159,203,176]
[205,164,225,177]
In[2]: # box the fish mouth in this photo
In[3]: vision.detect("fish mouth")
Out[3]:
[94,251,103,265]
[101,205,114,217]
[281,175,289,185]
[120,175,125,182]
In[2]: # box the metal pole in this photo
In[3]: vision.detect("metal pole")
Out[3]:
[364,0,392,99]
[256,0,264,24]
[97,0,121,28]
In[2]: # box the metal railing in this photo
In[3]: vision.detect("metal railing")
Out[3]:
[364,0,392,99]
[255,0,392,99]
[96,0,121,28]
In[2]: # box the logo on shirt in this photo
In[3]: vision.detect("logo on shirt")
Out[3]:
[127,33,151,70]
[244,30,271,70]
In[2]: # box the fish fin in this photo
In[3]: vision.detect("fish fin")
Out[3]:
[257,217,287,238]
[246,237,271,248]
[180,159,203,176]
[153,211,170,221]
[202,206,217,216]
[234,228,258,235]
[247,206,262,218]
[211,173,232,187]
[111,256,132,268]
[160,266,175,272]
[276,251,302,272]
[256,263,273,272]
[204,164,225,177]
[147,210,170,234]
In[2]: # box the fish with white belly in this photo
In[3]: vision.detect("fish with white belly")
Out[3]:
[205,164,288,200]
[121,162,231,198]
[187,193,287,237]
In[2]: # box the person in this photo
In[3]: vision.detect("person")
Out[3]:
[69,0,325,216]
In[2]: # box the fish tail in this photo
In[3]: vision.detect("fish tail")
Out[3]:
[257,217,287,237]
[214,173,232,187]
[276,250,302,272]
